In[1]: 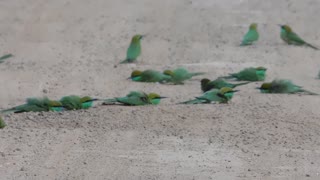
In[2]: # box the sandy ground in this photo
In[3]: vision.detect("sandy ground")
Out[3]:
[1,0,320,179]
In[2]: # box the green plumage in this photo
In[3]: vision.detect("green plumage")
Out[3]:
[103,91,164,106]
[201,78,250,92]
[280,25,318,50]
[120,35,143,64]
[0,54,13,63]
[164,68,205,84]
[180,87,237,104]
[130,70,172,83]
[1,97,63,114]
[259,79,317,95]
[221,67,267,81]
[0,116,6,129]
[240,23,259,46]
[60,95,97,110]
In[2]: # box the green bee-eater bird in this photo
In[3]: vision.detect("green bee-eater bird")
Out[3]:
[240,23,259,46]
[120,34,144,64]
[201,78,250,92]
[163,68,205,84]
[103,91,166,106]
[258,79,317,95]
[180,87,238,104]
[280,25,318,50]
[0,54,13,63]
[130,70,172,83]
[0,116,6,129]
[60,95,99,110]
[220,67,267,81]
[0,97,64,114]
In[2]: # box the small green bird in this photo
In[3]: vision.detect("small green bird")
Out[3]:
[180,87,238,104]
[60,95,99,110]
[0,54,13,63]
[130,70,171,83]
[102,91,166,106]
[220,67,267,81]
[240,23,259,46]
[280,25,318,50]
[120,34,144,64]
[0,116,6,129]
[163,68,205,84]
[258,79,317,95]
[1,97,64,114]
[201,78,250,92]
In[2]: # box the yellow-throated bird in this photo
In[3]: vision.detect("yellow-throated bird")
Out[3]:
[280,25,318,50]
[120,34,144,64]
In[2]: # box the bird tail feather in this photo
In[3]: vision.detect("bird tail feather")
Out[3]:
[102,98,117,105]
[219,75,233,79]
[120,59,128,64]
[234,82,251,87]
[306,43,318,50]
[0,54,13,63]
[0,109,16,115]
[179,99,203,104]
[120,58,135,64]
[191,72,205,77]
[303,90,318,95]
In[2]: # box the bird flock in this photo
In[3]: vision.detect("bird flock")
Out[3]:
[0,23,319,128]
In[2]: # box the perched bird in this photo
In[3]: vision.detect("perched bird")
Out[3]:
[201,78,250,92]
[0,116,6,129]
[130,70,171,83]
[258,79,317,95]
[280,25,318,50]
[103,91,166,106]
[240,23,259,46]
[163,67,205,84]
[220,67,267,81]
[60,95,99,110]
[120,34,144,64]
[180,87,238,104]
[1,97,63,114]
[0,54,13,63]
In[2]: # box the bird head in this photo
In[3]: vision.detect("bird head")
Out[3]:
[163,70,174,76]
[131,70,142,78]
[259,83,272,90]
[148,93,167,105]
[49,100,63,107]
[256,66,267,71]
[249,23,258,30]
[280,25,292,33]
[218,87,238,102]
[201,78,211,92]
[201,78,210,86]
[132,34,144,43]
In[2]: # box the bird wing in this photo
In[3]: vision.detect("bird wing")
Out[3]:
[60,96,82,110]
[241,30,258,45]
[126,43,141,60]
[287,32,306,45]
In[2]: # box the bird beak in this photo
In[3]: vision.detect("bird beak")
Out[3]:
[255,87,262,89]
[127,77,132,80]
[277,24,283,27]
[160,96,168,99]
[140,35,145,39]
[91,98,99,101]
[232,90,240,93]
